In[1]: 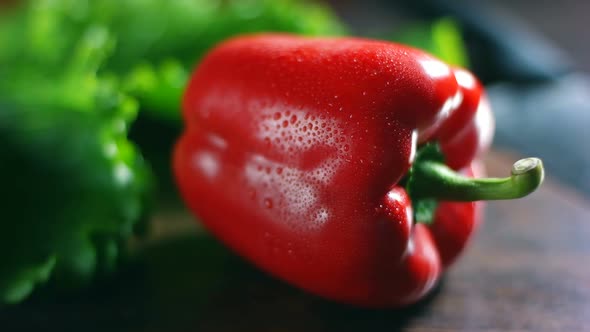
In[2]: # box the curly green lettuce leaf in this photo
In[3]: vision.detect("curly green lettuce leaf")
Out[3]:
[0,26,152,304]
[115,0,348,121]
[98,0,347,71]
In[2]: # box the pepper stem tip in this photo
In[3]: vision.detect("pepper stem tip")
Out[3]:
[408,155,545,202]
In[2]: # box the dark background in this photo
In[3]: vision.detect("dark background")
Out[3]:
[493,0,589,74]
[329,0,589,73]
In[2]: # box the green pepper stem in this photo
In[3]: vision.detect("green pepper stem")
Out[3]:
[408,157,544,201]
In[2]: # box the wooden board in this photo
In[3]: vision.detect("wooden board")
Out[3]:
[2,149,589,332]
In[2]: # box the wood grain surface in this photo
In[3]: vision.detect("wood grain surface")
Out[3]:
[1,149,589,332]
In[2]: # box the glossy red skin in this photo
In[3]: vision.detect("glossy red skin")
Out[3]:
[173,34,493,307]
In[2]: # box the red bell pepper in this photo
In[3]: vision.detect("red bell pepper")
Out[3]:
[173,34,544,308]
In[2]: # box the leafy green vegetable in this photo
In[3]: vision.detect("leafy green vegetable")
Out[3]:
[0,0,346,304]
[115,0,348,121]
[0,26,152,304]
